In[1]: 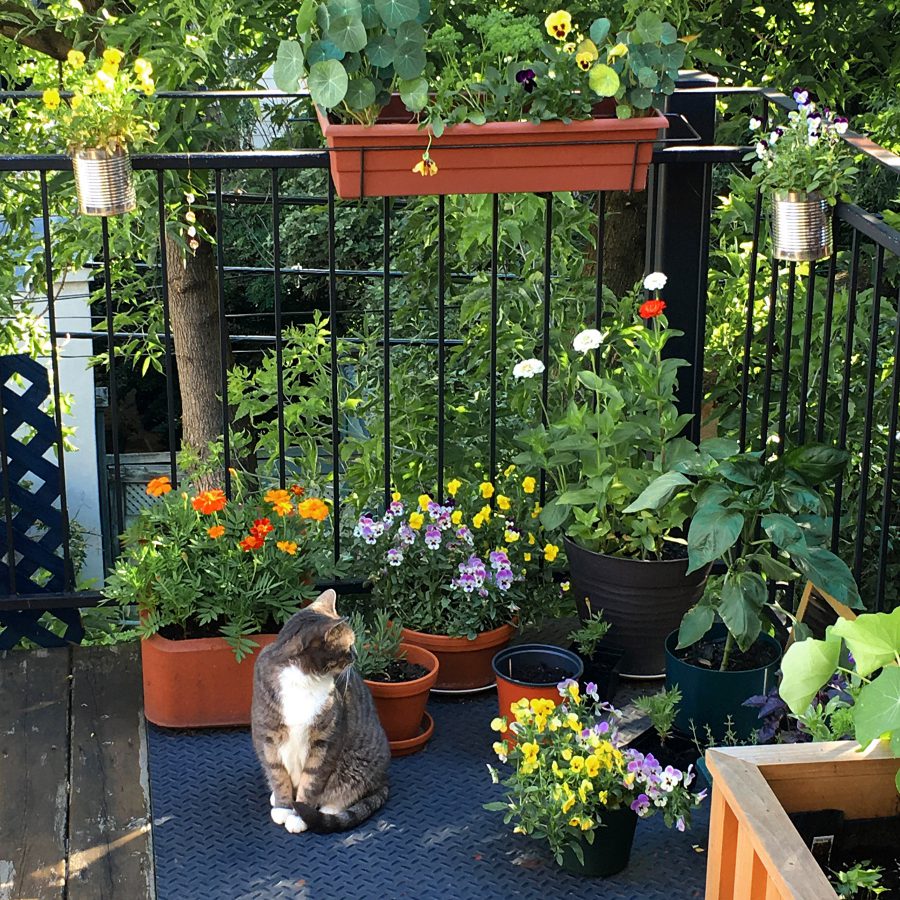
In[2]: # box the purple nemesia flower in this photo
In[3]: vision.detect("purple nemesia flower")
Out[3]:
[597,721,610,734]
[516,68,536,93]
[696,789,708,803]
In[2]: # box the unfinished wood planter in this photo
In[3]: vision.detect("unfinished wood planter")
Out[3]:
[705,741,900,899]
[317,99,668,199]
[141,631,277,728]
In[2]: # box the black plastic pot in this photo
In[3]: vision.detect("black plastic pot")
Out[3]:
[559,807,638,877]
[565,537,709,678]
[664,624,782,743]
[569,644,625,704]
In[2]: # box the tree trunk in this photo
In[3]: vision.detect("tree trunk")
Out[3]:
[166,209,226,465]
[603,191,647,299]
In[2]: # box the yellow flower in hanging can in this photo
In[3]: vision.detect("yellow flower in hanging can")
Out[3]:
[134,58,153,78]
[392,491,401,502]
[101,59,120,77]
[139,76,155,96]
[446,478,462,496]
[479,481,495,499]
[409,511,424,530]
[544,543,560,562]
[412,154,438,176]
[545,10,573,40]
[103,48,124,65]
[67,49,86,68]
[451,509,463,525]
[42,88,61,110]
[418,493,432,511]
[95,69,115,93]
[496,494,511,511]
[522,476,536,494]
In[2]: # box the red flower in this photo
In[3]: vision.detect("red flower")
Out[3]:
[639,299,666,319]
[239,534,264,552]
[251,517,273,537]
[290,484,305,497]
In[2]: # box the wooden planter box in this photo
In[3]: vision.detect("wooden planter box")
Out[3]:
[705,741,900,899]
[317,98,668,199]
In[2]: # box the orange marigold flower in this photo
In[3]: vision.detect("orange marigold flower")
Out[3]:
[297,498,328,522]
[192,489,227,514]
[639,299,667,319]
[264,488,291,505]
[146,476,172,497]
[239,534,264,552]
[207,525,225,539]
[272,499,294,517]
[251,517,274,537]
[290,484,305,497]
[276,540,298,555]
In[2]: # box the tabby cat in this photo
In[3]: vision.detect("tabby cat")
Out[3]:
[251,589,390,833]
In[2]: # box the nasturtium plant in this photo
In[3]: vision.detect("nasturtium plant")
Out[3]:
[780,609,900,792]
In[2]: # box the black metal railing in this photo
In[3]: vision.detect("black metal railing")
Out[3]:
[1,80,898,638]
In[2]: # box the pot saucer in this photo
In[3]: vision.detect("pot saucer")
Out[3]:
[389,712,434,758]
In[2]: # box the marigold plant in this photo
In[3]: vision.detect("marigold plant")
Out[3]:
[486,681,706,864]
[102,474,334,659]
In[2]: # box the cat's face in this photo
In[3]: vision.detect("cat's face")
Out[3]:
[277,590,356,677]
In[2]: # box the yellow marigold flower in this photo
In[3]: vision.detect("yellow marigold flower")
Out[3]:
[297,498,328,521]
[524,552,532,562]
[412,155,438,176]
[480,481,494,499]
[570,755,585,773]
[418,493,432,511]
[447,478,462,496]
[409,512,424,530]
[504,529,520,544]
[103,48,124,65]
[392,491,401,502]
[544,542,560,562]
[67,49,86,68]
[146,475,172,497]
[272,499,293,517]
[503,464,516,476]
[451,509,463,525]
[522,476,536,494]
[277,540,298,555]
[608,42,628,59]
[42,88,61,110]
[134,57,153,77]
[490,717,506,732]
[265,488,291,504]
[561,795,576,814]
[496,494,511,511]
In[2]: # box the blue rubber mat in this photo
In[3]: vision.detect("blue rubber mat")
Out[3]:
[148,695,709,900]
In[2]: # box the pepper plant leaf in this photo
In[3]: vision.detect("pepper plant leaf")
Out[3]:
[623,471,691,513]
[686,504,743,573]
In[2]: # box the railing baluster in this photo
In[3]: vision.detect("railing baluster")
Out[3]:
[816,251,839,443]
[776,262,797,451]
[272,167,286,489]
[214,170,232,497]
[382,196,392,509]
[594,191,606,326]
[739,188,764,452]
[157,171,178,488]
[327,176,341,561]
[759,258,779,449]
[489,194,499,479]
[797,265,816,444]
[540,194,553,508]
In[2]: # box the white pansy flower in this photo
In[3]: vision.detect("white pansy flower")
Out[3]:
[643,271,667,292]
[513,358,545,379]
[572,328,602,353]
[748,116,762,131]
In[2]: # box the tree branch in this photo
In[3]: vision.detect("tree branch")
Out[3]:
[0,3,74,60]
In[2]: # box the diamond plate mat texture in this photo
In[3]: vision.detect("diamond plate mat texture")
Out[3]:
[149,695,709,900]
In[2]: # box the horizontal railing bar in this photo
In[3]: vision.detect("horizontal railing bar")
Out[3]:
[67,330,465,347]
[836,202,900,256]
[0,590,104,610]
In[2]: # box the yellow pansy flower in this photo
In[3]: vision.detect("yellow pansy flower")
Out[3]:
[480,504,492,521]
[585,756,601,778]
[524,552,532,562]
[134,58,153,77]
[42,88,61,110]
[580,818,593,831]
[608,42,629,59]
[480,481,495,499]
[473,512,485,529]
[447,478,462,496]
[409,512,424,530]
[562,748,573,761]
[548,716,561,731]
[103,48,124,65]
[570,755,585,773]
[95,70,115,92]
[562,41,576,53]
[140,76,155,96]
[496,494,511,511]
[569,816,581,828]
[504,529,520,544]
[67,49,86,68]
[562,795,576,814]
[561,580,570,591]
[532,503,542,518]
[528,532,536,546]
[490,717,506,732]
[567,682,580,703]
[102,59,119,77]
[545,9,573,39]
[451,509,463,525]
[503,464,516,477]
[492,740,508,758]
[418,493,432,511]
[522,476,536,494]
[544,543,560,562]
[598,791,608,804]
[392,491,401,502]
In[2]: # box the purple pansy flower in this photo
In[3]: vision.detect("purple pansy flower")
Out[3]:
[516,68,536,93]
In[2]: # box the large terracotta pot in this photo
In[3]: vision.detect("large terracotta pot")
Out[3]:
[365,643,439,744]
[317,98,668,199]
[141,631,276,728]
[400,623,515,691]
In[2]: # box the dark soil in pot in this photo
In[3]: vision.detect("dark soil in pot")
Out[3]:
[159,618,281,641]
[366,660,429,683]
[511,661,571,685]
[673,634,781,672]
[568,644,624,703]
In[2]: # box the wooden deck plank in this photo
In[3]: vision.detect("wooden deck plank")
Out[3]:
[67,644,154,900]
[0,648,71,900]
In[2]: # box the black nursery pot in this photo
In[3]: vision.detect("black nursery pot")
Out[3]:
[492,644,583,721]
[665,624,782,743]
[569,645,625,704]
[565,537,709,678]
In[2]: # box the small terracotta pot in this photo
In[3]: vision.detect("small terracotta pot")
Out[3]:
[365,643,439,743]
[141,631,276,728]
[400,623,515,691]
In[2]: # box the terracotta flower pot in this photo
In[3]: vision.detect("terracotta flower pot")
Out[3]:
[400,623,515,691]
[141,631,276,728]
[317,98,668,199]
[365,643,439,743]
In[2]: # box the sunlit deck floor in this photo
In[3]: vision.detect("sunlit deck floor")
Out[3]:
[2,645,710,900]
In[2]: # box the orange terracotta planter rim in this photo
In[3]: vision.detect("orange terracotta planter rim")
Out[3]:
[399,622,516,652]
[364,642,439,699]
[142,630,277,655]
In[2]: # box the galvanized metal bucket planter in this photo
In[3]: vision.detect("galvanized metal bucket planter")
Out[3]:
[771,190,833,261]
[72,147,136,216]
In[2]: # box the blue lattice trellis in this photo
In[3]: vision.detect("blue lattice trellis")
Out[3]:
[0,354,82,649]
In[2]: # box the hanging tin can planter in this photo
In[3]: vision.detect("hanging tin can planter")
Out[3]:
[72,147,136,216]
[771,190,832,262]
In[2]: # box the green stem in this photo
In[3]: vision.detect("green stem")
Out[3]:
[720,631,735,672]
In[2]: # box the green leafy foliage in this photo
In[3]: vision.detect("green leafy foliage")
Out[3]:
[568,610,611,659]
[349,610,404,678]
[634,685,682,744]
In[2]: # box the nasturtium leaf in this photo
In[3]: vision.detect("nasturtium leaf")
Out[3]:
[307,39,345,65]
[415,0,429,21]
[394,20,425,45]
[623,471,691,513]
[832,608,900,678]
[660,22,678,44]
[588,63,620,97]
[853,667,900,746]
[366,34,395,68]
[398,76,428,112]
[677,604,715,649]
[343,51,362,74]
[375,0,418,28]
[296,0,317,32]
[327,0,361,17]
[329,15,367,52]
[393,39,425,78]
[637,66,658,88]
[664,42,686,68]
[344,76,377,109]
[360,0,381,26]
[589,17,611,44]
[316,2,330,31]
[273,40,306,92]
[635,10,663,42]
[687,505,743,573]
[779,632,841,714]
[308,58,349,108]
[616,104,633,119]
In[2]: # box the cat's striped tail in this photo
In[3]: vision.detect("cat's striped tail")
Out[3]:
[292,784,388,833]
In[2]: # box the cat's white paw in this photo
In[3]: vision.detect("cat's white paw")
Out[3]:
[270,792,276,808]
[319,805,342,815]
[270,806,292,825]
[284,813,308,834]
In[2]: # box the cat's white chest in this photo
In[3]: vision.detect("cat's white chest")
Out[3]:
[277,666,334,786]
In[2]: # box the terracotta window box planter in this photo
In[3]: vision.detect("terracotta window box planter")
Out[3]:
[141,631,276,728]
[705,741,900,899]
[316,98,668,200]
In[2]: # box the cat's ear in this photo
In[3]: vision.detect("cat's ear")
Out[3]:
[309,588,338,617]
